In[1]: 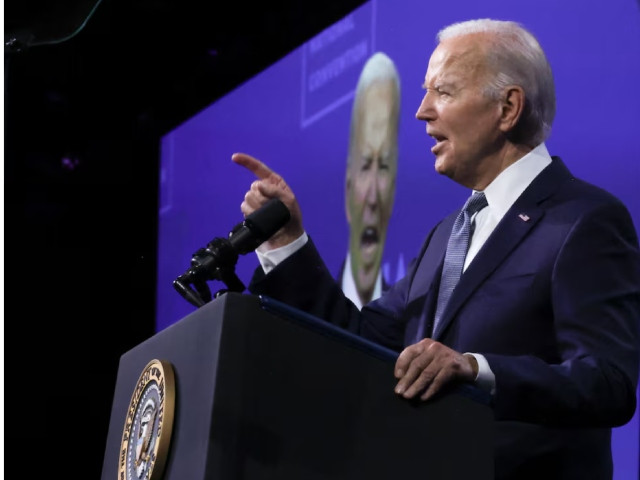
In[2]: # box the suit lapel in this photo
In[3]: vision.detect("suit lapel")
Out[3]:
[432,157,573,341]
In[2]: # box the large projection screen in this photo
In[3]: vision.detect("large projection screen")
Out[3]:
[156,1,640,477]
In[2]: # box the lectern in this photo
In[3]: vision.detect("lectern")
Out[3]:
[101,292,493,479]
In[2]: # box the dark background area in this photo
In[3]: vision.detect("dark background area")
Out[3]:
[5,0,365,476]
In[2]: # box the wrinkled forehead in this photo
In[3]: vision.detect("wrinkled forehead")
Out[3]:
[425,35,490,84]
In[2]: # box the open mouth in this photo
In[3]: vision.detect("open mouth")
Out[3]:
[360,227,380,257]
[361,226,379,245]
[430,134,448,154]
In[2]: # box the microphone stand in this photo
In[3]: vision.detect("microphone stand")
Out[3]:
[173,237,246,308]
[173,198,291,308]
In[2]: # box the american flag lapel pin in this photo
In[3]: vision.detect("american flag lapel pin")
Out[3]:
[518,213,530,222]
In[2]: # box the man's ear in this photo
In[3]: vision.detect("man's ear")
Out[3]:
[498,85,525,134]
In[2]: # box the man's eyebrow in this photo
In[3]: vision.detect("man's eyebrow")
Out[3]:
[422,81,455,90]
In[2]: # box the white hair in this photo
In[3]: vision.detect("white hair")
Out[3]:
[438,19,556,146]
[348,52,401,166]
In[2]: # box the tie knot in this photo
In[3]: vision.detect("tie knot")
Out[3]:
[463,192,488,216]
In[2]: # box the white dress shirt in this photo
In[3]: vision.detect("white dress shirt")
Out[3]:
[465,143,552,271]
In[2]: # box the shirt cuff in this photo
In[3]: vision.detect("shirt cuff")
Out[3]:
[466,353,496,396]
[256,232,309,274]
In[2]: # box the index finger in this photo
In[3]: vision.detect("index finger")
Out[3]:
[232,152,274,180]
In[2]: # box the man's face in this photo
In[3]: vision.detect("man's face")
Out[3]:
[346,80,398,302]
[416,34,504,189]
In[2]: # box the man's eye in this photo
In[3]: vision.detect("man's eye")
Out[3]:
[424,86,449,97]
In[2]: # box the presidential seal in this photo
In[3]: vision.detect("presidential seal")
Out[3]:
[119,359,175,480]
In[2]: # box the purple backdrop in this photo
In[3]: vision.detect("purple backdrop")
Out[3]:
[156,1,640,476]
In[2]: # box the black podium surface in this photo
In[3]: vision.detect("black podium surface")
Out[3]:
[101,292,493,479]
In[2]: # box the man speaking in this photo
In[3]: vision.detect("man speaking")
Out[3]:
[232,18,640,479]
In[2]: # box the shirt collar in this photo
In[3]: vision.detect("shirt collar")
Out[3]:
[342,251,382,310]
[478,143,552,219]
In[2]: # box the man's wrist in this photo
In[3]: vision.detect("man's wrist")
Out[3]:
[463,352,496,395]
[257,232,308,274]
[463,353,479,379]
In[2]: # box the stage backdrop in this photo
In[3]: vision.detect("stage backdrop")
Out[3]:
[156,1,640,477]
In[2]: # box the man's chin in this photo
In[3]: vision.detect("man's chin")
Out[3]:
[434,157,449,175]
[358,240,383,262]
[434,151,456,172]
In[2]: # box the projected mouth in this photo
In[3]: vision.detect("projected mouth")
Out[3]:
[361,227,380,251]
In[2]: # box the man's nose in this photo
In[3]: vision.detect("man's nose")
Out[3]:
[365,169,379,207]
[416,91,434,122]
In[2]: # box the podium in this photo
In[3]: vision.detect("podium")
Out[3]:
[101,292,493,479]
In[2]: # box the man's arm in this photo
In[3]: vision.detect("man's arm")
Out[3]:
[234,152,501,398]
[234,152,410,351]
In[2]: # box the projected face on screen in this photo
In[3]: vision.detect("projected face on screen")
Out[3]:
[345,52,400,306]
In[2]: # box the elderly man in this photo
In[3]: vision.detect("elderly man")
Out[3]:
[233,19,640,479]
[340,51,401,309]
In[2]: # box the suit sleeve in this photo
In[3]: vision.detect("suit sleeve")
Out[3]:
[485,200,640,427]
[249,237,418,352]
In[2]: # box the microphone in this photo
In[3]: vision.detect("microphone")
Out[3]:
[173,198,291,307]
[228,197,291,254]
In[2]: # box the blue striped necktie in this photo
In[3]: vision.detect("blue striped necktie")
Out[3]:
[431,191,488,338]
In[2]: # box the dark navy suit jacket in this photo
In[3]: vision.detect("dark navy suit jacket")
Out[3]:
[250,157,640,479]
